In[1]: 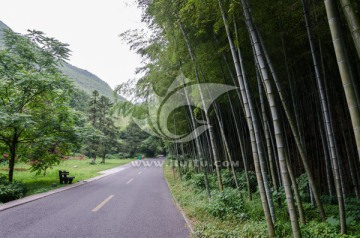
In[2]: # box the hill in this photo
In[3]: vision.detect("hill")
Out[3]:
[0,20,122,101]
[0,21,10,40]
[59,62,118,100]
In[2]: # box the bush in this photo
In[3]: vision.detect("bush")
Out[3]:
[216,170,258,192]
[195,223,244,238]
[302,221,339,238]
[105,154,121,160]
[220,170,236,188]
[183,169,258,195]
[237,170,257,193]
[241,221,268,238]
[118,152,130,159]
[346,197,360,222]
[186,172,218,192]
[188,173,206,190]
[0,175,27,203]
[182,171,193,181]
[206,188,246,219]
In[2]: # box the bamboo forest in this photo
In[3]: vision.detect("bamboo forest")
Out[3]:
[117,0,360,237]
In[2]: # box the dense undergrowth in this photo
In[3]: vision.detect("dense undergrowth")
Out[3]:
[164,162,360,237]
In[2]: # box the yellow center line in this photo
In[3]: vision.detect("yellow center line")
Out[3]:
[126,178,134,184]
[92,195,114,212]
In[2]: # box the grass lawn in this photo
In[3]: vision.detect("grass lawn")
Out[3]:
[0,157,134,196]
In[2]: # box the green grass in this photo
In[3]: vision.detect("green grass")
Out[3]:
[0,157,134,196]
[163,163,360,238]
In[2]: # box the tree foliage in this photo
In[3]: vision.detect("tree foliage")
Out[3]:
[0,29,77,180]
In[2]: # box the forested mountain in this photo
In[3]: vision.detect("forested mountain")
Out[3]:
[59,62,117,100]
[0,20,121,101]
[0,21,10,39]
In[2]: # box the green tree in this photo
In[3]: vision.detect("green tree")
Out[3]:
[83,91,119,164]
[120,121,151,157]
[0,29,76,182]
[98,96,118,164]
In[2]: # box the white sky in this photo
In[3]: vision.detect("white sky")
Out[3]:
[0,0,146,89]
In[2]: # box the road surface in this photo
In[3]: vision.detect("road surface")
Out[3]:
[0,159,190,238]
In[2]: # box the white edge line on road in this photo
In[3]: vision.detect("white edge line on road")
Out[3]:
[92,195,114,212]
[126,178,134,184]
[138,171,142,175]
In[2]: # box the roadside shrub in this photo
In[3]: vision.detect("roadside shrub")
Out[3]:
[184,169,258,194]
[195,223,244,238]
[275,220,292,237]
[105,154,120,160]
[243,197,265,220]
[206,188,246,219]
[301,221,339,238]
[241,221,268,238]
[272,186,286,204]
[346,197,360,221]
[0,175,8,184]
[213,170,258,192]
[118,152,130,159]
[189,173,206,190]
[296,173,311,202]
[237,170,257,193]
[220,170,236,188]
[0,175,27,203]
[182,171,193,181]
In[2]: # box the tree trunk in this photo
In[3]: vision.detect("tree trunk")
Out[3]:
[176,16,224,192]
[218,1,275,236]
[8,144,16,183]
[318,111,335,200]
[92,154,96,164]
[303,1,348,233]
[101,152,106,164]
[234,14,276,223]
[212,97,240,191]
[324,0,360,168]
[256,16,326,221]
[257,67,278,192]
[240,0,301,236]
[215,33,252,199]
[340,0,360,59]
[228,92,252,199]
[286,158,306,224]
[343,129,360,198]
[180,73,211,199]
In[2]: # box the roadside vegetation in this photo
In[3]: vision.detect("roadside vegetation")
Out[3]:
[164,162,360,237]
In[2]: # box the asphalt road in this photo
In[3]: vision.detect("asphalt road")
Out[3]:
[0,159,190,238]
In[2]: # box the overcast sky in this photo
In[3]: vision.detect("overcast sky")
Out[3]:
[0,0,146,89]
